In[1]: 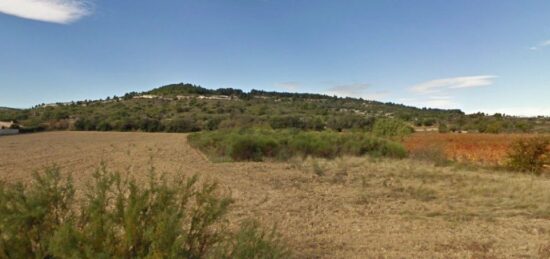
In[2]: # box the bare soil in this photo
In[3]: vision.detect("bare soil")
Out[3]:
[2,131,550,258]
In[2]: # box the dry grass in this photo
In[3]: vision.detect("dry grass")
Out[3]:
[2,132,550,258]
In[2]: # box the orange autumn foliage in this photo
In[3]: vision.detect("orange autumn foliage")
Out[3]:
[404,133,550,166]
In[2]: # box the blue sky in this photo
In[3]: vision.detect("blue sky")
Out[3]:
[1,0,549,116]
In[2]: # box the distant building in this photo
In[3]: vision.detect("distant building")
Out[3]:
[414,126,438,132]
[0,121,14,129]
[197,95,231,100]
[0,121,19,136]
[133,95,158,99]
[176,95,192,100]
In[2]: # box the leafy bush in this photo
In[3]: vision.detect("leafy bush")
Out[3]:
[0,167,74,258]
[18,125,46,134]
[438,123,449,133]
[269,115,306,130]
[506,137,550,173]
[229,135,279,161]
[372,118,414,140]
[188,128,408,161]
[0,166,289,258]
[221,220,290,258]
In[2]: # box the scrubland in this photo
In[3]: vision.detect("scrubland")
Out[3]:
[2,132,550,257]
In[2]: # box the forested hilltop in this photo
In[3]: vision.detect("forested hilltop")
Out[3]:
[1,83,548,133]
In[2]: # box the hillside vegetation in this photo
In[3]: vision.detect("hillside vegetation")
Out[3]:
[1,83,548,134]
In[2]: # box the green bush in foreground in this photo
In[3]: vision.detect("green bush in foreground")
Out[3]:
[188,128,408,161]
[506,137,550,174]
[0,166,289,258]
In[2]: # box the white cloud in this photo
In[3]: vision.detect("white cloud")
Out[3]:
[275,82,301,91]
[411,75,496,94]
[529,40,550,51]
[0,0,91,24]
[324,83,389,101]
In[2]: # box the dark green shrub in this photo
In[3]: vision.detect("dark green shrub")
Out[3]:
[229,135,279,161]
[377,141,409,158]
[189,128,408,161]
[372,118,414,140]
[438,123,449,133]
[0,166,289,258]
[18,125,46,134]
[96,121,113,131]
[506,137,549,174]
[0,167,74,258]
[269,115,305,129]
[165,116,201,132]
[485,121,504,134]
[220,220,290,259]
[303,117,325,131]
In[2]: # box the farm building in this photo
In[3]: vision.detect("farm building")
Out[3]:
[133,95,158,99]
[0,121,14,129]
[0,121,19,136]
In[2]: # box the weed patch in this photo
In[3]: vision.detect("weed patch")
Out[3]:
[506,137,550,174]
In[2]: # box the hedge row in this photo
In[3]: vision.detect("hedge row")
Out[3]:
[188,128,408,161]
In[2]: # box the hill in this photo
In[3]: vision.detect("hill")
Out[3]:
[0,107,20,111]
[1,83,548,133]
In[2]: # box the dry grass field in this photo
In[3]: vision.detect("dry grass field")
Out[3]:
[2,132,550,257]
[404,133,550,166]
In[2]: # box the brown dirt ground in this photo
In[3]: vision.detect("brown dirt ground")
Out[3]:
[2,131,550,258]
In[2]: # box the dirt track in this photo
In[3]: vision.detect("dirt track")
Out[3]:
[2,131,550,258]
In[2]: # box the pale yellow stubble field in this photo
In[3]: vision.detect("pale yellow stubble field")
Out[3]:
[2,131,550,258]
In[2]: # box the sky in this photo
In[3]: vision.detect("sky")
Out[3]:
[1,0,549,116]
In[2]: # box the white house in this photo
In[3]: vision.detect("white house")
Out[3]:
[0,121,14,129]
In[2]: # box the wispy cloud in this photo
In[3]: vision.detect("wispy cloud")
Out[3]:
[275,81,301,91]
[0,0,91,24]
[530,40,550,51]
[399,96,458,109]
[411,75,496,94]
[424,96,457,109]
[325,83,369,97]
[362,91,389,100]
[325,83,389,100]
